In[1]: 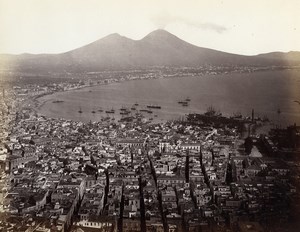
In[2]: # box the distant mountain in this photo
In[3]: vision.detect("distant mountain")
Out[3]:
[257,51,300,62]
[1,29,300,73]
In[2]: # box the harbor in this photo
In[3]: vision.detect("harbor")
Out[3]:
[36,70,300,125]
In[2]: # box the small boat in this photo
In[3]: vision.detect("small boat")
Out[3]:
[134,102,139,106]
[185,97,191,102]
[78,107,83,114]
[120,106,127,111]
[52,100,64,103]
[182,102,188,106]
[91,110,96,114]
[147,105,161,109]
[106,108,115,114]
[178,101,186,104]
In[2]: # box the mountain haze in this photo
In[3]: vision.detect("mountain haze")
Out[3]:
[1,29,300,72]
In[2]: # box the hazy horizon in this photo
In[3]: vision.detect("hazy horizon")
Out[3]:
[0,0,299,56]
[1,29,300,57]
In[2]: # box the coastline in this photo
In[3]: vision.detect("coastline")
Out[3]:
[28,82,111,114]
[29,74,197,116]
[29,69,257,114]
[24,69,300,130]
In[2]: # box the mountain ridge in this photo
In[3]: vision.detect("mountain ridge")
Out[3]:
[1,29,300,72]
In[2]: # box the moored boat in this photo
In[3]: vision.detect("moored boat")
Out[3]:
[182,102,188,106]
[147,105,161,109]
[120,106,127,111]
[52,100,64,103]
[106,108,115,114]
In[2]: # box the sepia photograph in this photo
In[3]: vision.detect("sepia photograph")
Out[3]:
[0,0,299,231]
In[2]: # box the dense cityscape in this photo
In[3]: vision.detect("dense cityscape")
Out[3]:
[1,0,300,230]
[0,71,299,232]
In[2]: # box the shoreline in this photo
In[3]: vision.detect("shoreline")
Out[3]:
[29,70,254,114]
[24,70,299,130]
[27,81,112,114]
[29,74,203,118]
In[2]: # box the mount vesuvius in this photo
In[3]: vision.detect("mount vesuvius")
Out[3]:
[1,29,300,72]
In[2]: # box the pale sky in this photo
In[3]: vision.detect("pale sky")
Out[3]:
[0,0,299,55]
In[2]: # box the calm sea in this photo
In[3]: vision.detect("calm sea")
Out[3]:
[37,69,300,126]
